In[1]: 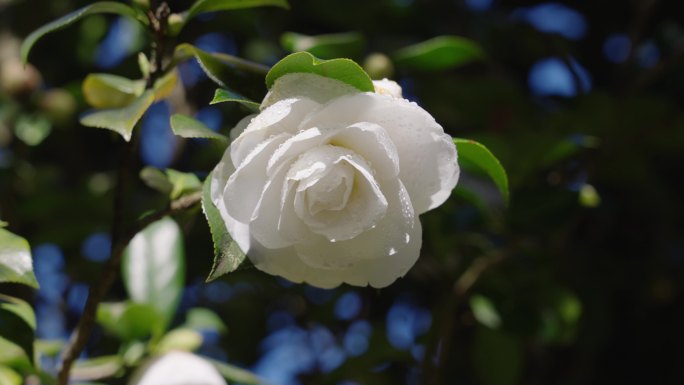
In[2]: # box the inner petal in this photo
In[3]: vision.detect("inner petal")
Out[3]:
[286,145,388,242]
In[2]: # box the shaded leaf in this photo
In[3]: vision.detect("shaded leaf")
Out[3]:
[393,36,484,71]
[0,295,36,362]
[472,326,523,385]
[122,218,185,326]
[21,1,147,63]
[266,51,374,92]
[182,308,228,334]
[96,302,165,341]
[207,357,265,385]
[281,31,365,59]
[80,90,155,142]
[140,167,174,195]
[210,89,260,113]
[82,74,144,109]
[165,169,202,200]
[0,228,38,288]
[202,172,246,282]
[183,0,289,27]
[170,114,228,141]
[454,138,509,205]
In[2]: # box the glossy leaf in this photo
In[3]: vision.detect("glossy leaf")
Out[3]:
[266,51,374,92]
[80,90,155,142]
[184,0,289,25]
[174,44,269,89]
[0,295,36,361]
[165,169,202,200]
[210,89,260,113]
[122,218,185,326]
[202,172,246,282]
[207,358,264,385]
[82,74,144,109]
[170,114,228,141]
[454,138,509,205]
[393,36,484,71]
[21,1,148,63]
[0,228,39,288]
[154,328,203,354]
[281,31,365,59]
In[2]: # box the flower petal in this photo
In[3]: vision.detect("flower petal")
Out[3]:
[302,92,460,214]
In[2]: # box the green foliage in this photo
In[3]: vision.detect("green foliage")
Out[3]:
[182,308,228,334]
[470,294,502,329]
[121,218,185,326]
[454,138,510,205]
[20,1,148,63]
[265,51,374,92]
[202,172,246,282]
[181,0,289,31]
[174,44,269,89]
[80,90,155,142]
[207,358,265,385]
[170,114,228,141]
[281,31,365,59]
[0,295,36,363]
[0,366,22,385]
[140,168,203,200]
[211,89,261,113]
[71,356,123,381]
[392,36,484,71]
[97,302,165,341]
[0,229,38,289]
[153,328,203,354]
[82,74,144,109]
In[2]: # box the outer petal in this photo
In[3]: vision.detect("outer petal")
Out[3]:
[262,73,359,109]
[302,92,460,214]
[128,351,226,385]
[211,150,251,253]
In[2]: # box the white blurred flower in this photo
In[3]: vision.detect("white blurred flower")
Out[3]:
[128,351,226,385]
[211,73,459,288]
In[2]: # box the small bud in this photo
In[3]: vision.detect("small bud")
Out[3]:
[363,53,395,80]
[167,13,184,37]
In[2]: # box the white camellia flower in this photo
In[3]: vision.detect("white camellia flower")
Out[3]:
[211,73,459,288]
[128,351,227,385]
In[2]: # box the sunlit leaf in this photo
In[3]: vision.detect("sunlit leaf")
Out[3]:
[174,43,269,89]
[0,295,36,361]
[80,90,155,142]
[83,74,144,109]
[183,0,289,28]
[578,184,601,208]
[122,218,185,326]
[154,328,203,354]
[153,69,178,101]
[281,31,365,59]
[72,355,123,381]
[96,302,165,341]
[202,172,246,282]
[0,366,22,385]
[454,138,509,205]
[170,114,228,141]
[207,357,264,385]
[210,89,260,113]
[470,294,502,329]
[165,169,202,200]
[393,36,484,71]
[0,228,39,288]
[21,1,148,63]
[266,51,374,92]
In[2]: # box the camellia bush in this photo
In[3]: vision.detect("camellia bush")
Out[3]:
[2,0,508,384]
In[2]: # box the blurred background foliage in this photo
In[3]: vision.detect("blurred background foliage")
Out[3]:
[1,0,684,384]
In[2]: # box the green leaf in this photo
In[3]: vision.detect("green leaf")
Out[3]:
[281,31,365,59]
[210,89,260,113]
[21,1,148,63]
[140,167,174,195]
[207,358,265,385]
[266,51,374,92]
[0,228,39,288]
[454,138,509,205]
[578,184,601,208]
[170,114,228,141]
[152,69,178,101]
[122,218,185,326]
[72,355,123,381]
[202,172,246,282]
[0,366,22,385]
[174,44,269,89]
[0,221,7,228]
[165,169,202,200]
[392,36,484,71]
[154,328,203,354]
[470,294,502,329]
[182,308,228,334]
[183,0,289,25]
[80,90,155,142]
[83,74,144,109]
[97,302,165,341]
[0,295,36,362]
